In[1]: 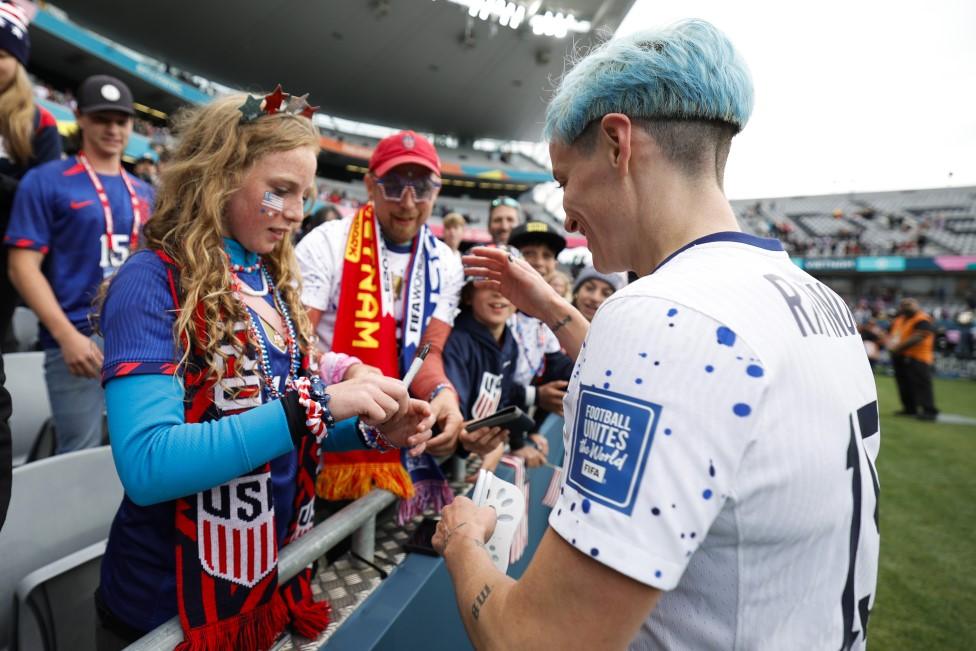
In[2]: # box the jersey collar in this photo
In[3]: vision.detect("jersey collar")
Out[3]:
[654,231,784,273]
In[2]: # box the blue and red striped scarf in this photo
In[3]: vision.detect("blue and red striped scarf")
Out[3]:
[157,251,329,651]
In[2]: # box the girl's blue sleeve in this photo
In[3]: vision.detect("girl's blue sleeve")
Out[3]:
[107,376,368,506]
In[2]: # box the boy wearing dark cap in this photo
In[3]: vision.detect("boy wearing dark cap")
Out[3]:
[6,74,153,453]
[507,220,574,420]
[508,219,565,283]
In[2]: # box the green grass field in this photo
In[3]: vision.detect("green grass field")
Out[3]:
[871,375,976,649]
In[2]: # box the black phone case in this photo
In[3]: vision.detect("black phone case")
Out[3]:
[402,517,440,557]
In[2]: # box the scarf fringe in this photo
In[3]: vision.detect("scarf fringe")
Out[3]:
[175,592,289,651]
[317,462,415,501]
[288,597,332,640]
[397,479,456,525]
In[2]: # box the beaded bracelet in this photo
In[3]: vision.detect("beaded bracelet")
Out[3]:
[429,383,454,402]
[292,377,336,442]
[356,419,398,452]
[293,377,326,441]
[307,376,337,429]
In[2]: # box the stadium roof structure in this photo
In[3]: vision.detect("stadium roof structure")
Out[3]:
[41,0,636,142]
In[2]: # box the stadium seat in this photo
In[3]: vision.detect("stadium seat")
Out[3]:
[10,308,39,352]
[0,447,123,651]
[14,541,106,651]
[3,352,55,467]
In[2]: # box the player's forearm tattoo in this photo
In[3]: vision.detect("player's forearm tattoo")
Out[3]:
[471,584,493,621]
[550,315,572,334]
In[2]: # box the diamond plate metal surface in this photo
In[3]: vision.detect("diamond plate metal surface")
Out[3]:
[274,457,481,650]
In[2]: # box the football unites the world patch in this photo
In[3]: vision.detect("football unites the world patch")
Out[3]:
[566,385,660,515]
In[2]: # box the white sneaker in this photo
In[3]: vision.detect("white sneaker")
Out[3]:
[471,468,525,573]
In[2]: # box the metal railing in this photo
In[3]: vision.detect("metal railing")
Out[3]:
[125,488,398,650]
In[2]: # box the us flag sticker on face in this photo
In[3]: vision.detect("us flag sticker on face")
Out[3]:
[567,384,661,515]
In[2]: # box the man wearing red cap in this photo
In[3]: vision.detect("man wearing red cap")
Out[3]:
[297,130,480,516]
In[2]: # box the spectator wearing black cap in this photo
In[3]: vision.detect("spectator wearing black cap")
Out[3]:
[509,220,565,283]
[5,74,154,453]
[508,220,575,422]
[0,1,62,348]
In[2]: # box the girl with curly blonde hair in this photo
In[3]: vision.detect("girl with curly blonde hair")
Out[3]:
[94,92,433,650]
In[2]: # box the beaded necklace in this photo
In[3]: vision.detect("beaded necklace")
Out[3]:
[229,259,262,274]
[234,264,301,399]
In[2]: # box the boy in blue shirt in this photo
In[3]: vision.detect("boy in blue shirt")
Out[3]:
[5,75,153,452]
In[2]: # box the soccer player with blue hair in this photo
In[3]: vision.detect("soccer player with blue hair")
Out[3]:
[435,19,879,650]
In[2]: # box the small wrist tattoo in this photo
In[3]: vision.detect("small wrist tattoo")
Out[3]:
[549,315,572,334]
[471,584,493,621]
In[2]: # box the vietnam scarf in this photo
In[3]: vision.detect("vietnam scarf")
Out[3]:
[321,204,452,523]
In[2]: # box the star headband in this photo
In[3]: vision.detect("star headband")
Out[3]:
[238,84,319,123]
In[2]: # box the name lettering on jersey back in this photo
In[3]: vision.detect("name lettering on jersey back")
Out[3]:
[764,274,858,339]
[568,386,660,515]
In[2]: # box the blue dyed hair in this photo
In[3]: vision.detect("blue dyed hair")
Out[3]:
[544,19,754,145]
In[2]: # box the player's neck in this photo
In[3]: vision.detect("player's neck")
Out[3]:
[81,145,121,175]
[633,177,739,276]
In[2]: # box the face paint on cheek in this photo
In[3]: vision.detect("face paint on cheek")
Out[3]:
[260,191,285,217]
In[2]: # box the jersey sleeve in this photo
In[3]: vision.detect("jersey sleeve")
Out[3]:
[433,245,463,325]
[31,109,63,167]
[549,295,768,590]
[3,166,52,253]
[101,251,182,382]
[295,223,339,312]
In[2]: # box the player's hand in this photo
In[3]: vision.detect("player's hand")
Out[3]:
[326,375,409,424]
[60,329,103,378]
[432,496,496,555]
[427,389,463,456]
[375,398,435,457]
[529,433,550,457]
[537,380,568,416]
[513,445,546,468]
[460,425,509,456]
[463,246,564,321]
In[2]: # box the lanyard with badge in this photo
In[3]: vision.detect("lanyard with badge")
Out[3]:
[77,151,143,275]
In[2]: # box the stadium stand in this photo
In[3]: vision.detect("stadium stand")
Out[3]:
[732,186,976,257]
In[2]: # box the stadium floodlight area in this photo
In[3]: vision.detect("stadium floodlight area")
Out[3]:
[439,0,592,36]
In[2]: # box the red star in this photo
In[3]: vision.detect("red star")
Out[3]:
[264,84,285,115]
[301,103,320,119]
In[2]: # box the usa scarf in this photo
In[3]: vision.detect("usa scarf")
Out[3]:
[157,251,330,651]
[321,204,452,523]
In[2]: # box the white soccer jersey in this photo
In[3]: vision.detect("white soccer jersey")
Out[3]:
[550,232,880,651]
[294,216,464,351]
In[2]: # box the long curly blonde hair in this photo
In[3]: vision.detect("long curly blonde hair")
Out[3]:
[0,65,37,167]
[142,94,320,386]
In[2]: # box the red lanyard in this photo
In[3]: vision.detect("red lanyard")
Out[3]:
[77,152,143,251]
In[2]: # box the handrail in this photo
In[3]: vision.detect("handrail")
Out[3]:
[124,488,398,650]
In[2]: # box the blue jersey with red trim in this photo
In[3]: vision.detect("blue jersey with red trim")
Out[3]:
[98,249,299,632]
[3,156,154,348]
